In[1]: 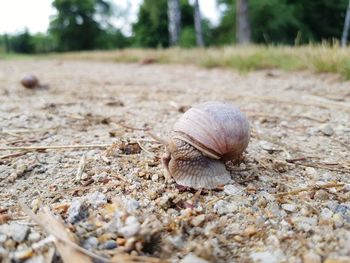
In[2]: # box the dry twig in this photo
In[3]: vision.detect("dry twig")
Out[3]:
[20,202,166,263]
[274,182,345,197]
[0,144,111,151]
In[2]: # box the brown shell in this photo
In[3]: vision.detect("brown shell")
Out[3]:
[21,75,39,89]
[173,101,250,161]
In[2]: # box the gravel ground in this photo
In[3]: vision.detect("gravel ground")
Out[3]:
[0,59,349,263]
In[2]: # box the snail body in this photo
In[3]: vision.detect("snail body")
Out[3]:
[163,101,250,189]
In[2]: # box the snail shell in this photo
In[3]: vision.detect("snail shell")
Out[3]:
[21,75,39,89]
[163,101,250,189]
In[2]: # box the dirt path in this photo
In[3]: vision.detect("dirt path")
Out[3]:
[0,59,349,262]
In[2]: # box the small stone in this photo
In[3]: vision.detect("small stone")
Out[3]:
[67,199,89,223]
[303,251,321,263]
[224,184,244,195]
[250,251,278,263]
[303,167,318,178]
[320,208,333,221]
[0,223,29,242]
[24,255,45,263]
[28,232,41,242]
[320,124,334,136]
[86,192,107,208]
[272,160,288,173]
[314,189,329,200]
[335,204,350,223]
[0,246,8,259]
[103,240,117,250]
[180,253,209,263]
[118,216,140,238]
[167,235,183,249]
[324,257,350,263]
[13,248,33,260]
[83,237,99,250]
[292,216,318,232]
[124,199,140,213]
[148,191,157,200]
[244,225,257,237]
[213,200,237,215]
[108,211,124,232]
[151,174,159,182]
[332,214,344,228]
[0,234,6,243]
[191,215,206,227]
[281,203,297,212]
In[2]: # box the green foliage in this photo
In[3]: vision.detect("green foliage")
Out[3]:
[49,0,113,51]
[132,0,169,48]
[132,0,197,48]
[8,29,35,53]
[179,27,196,47]
[214,0,349,45]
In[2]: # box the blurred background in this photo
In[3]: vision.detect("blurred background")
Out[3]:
[0,0,349,54]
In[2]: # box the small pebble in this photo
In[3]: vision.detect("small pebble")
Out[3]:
[86,192,107,208]
[151,174,159,182]
[281,203,297,212]
[28,232,41,242]
[250,251,278,263]
[12,248,33,260]
[320,208,333,221]
[320,124,334,136]
[103,240,117,250]
[191,214,206,227]
[0,222,29,242]
[332,214,344,228]
[83,237,99,250]
[124,199,140,213]
[24,255,45,263]
[224,184,244,196]
[213,200,237,215]
[67,199,89,223]
[303,251,321,263]
[180,253,209,263]
[314,189,329,201]
[324,257,350,263]
[0,234,6,243]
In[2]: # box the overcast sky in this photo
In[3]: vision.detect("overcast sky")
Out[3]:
[0,0,220,35]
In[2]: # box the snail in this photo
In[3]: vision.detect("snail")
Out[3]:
[157,101,250,189]
[20,75,48,89]
[21,75,39,89]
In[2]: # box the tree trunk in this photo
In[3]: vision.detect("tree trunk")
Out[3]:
[193,0,204,46]
[236,0,251,44]
[168,0,181,45]
[341,0,350,47]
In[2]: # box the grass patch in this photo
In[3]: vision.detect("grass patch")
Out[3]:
[4,45,350,80]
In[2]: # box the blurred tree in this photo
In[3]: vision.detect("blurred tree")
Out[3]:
[193,0,204,46]
[341,0,350,46]
[132,0,196,47]
[215,0,348,45]
[9,29,35,53]
[49,0,113,51]
[132,0,169,47]
[236,0,251,44]
[291,0,348,43]
[168,0,181,45]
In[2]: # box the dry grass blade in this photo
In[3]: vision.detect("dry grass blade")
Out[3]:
[274,182,345,197]
[20,202,168,263]
[0,151,29,160]
[0,144,112,151]
[20,202,93,263]
[74,154,86,182]
[240,95,350,112]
